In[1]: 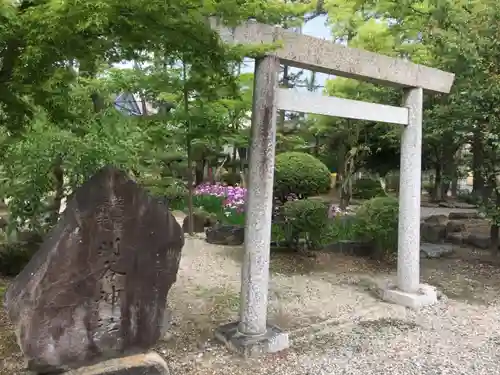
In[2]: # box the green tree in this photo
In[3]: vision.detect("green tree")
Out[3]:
[0,0,291,236]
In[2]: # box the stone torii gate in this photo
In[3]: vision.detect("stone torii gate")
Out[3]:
[211,20,455,357]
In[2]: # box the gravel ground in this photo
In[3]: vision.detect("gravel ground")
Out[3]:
[158,225,500,375]
[1,207,497,374]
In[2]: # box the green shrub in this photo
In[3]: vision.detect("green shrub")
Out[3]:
[146,178,187,210]
[320,215,360,245]
[274,152,331,201]
[0,242,38,277]
[192,194,225,216]
[163,183,188,210]
[221,171,241,186]
[457,190,480,206]
[352,178,385,200]
[385,172,400,192]
[422,182,434,196]
[271,222,286,244]
[355,196,399,259]
[221,208,245,226]
[281,198,329,250]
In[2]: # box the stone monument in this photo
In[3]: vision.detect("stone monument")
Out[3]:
[4,166,184,374]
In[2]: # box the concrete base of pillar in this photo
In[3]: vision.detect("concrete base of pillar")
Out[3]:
[382,283,438,309]
[214,322,289,358]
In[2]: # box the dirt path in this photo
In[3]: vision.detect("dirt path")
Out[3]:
[2,228,499,374]
[159,235,500,375]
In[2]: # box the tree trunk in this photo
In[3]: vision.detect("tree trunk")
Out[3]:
[186,138,194,235]
[195,159,204,186]
[432,163,443,202]
[490,222,499,257]
[48,159,64,228]
[441,181,449,199]
[335,142,346,189]
[451,175,459,198]
[232,146,238,173]
[472,127,485,195]
[339,186,350,210]
[183,60,194,235]
[313,135,320,157]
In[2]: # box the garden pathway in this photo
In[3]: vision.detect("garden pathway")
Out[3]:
[159,226,500,375]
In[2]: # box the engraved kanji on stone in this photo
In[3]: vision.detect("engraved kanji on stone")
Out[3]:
[4,166,184,373]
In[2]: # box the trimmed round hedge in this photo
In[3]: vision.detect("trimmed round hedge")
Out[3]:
[352,178,386,200]
[274,152,331,200]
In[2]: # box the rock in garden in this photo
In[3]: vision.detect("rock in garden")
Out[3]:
[4,166,184,373]
[182,212,207,233]
[446,232,464,245]
[63,352,170,375]
[423,214,448,225]
[448,211,481,220]
[446,220,466,233]
[438,201,455,208]
[206,224,244,246]
[421,222,447,243]
[182,210,217,233]
[453,202,477,209]
[420,243,454,259]
[463,233,490,249]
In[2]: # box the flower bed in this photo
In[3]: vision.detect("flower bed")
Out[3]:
[194,183,246,226]
[192,184,358,250]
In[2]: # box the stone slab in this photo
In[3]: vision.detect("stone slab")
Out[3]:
[448,211,481,220]
[382,284,438,310]
[420,243,454,259]
[214,322,289,358]
[211,19,454,94]
[4,166,184,373]
[63,352,169,375]
[276,88,409,125]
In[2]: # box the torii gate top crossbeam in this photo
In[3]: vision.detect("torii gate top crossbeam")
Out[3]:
[212,20,455,94]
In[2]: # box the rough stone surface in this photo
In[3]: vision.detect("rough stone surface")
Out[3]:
[464,233,490,249]
[63,352,169,375]
[4,166,184,373]
[397,87,423,294]
[447,232,464,245]
[214,322,289,358]
[421,222,446,243]
[446,220,466,233]
[423,214,448,225]
[212,19,454,93]
[182,213,206,233]
[439,201,477,209]
[420,243,454,259]
[382,284,438,309]
[449,211,481,220]
[205,224,244,246]
[238,55,280,336]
